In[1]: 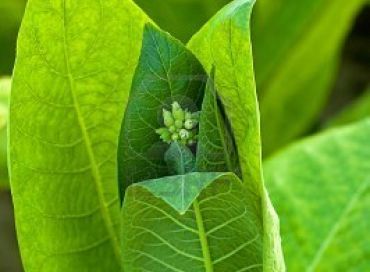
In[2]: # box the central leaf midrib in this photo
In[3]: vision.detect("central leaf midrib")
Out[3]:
[193,199,213,272]
[307,179,369,271]
[62,0,121,262]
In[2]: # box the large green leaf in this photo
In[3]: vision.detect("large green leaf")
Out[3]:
[118,24,205,195]
[188,1,285,270]
[196,69,240,175]
[326,86,370,128]
[0,77,11,189]
[122,172,263,271]
[264,120,370,270]
[134,0,230,42]
[252,0,365,155]
[9,0,149,270]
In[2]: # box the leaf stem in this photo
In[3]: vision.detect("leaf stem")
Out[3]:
[193,199,213,272]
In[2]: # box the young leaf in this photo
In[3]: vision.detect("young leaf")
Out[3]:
[165,142,195,175]
[264,119,370,270]
[196,68,240,175]
[188,1,285,270]
[9,0,149,270]
[118,24,206,195]
[252,0,366,155]
[188,0,261,193]
[0,77,10,189]
[121,172,263,271]
[326,85,370,128]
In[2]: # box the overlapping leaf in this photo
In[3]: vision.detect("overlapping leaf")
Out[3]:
[9,0,150,270]
[118,24,206,195]
[122,172,263,271]
[196,69,240,175]
[188,1,285,270]
[165,142,195,175]
[264,120,370,270]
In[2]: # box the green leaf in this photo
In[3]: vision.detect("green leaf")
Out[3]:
[188,0,261,192]
[118,24,206,195]
[0,77,11,189]
[122,172,263,271]
[264,119,370,270]
[9,0,149,270]
[134,0,231,42]
[196,68,240,175]
[137,172,224,214]
[326,85,370,128]
[188,1,285,270]
[252,0,366,155]
[165,142,195,175]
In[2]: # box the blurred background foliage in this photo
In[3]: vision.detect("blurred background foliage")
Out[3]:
[0,0,369,271]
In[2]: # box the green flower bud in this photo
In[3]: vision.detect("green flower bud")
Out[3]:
[175,120,183,129]
[179,129,189,140]
[184,119,196,130]
[155,127,167,135]
[155,128,170,142]
[163,109,174,127]
[172,102,185,121]
[169,125,176,133]
[171,133,179,141]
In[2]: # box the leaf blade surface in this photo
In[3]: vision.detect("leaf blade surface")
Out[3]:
[188,1,285,270]
[264,120,370,270]
[118,24,206,194]
[9,0,149,270]
[121,172,263,271]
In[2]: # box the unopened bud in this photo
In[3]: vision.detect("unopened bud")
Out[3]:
[184,119,196,130]
[171,133,179,141]
[163,109,174,127]
[172,102,185,121]
[175,120,183,129]
[179,129,189,140]
[169,125,176,133]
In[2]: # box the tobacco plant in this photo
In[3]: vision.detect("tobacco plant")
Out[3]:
[7,0,370,271]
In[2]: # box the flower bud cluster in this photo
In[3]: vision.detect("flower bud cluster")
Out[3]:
[156,102,199,146]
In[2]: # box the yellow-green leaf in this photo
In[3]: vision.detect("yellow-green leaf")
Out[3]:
[9,0,149,270]
[265,120,370,270]
[188,0,285,270]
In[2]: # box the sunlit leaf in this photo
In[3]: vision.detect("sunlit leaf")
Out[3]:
[188,1,285,270]
[265,119,370,270]
[9,0,150,270]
